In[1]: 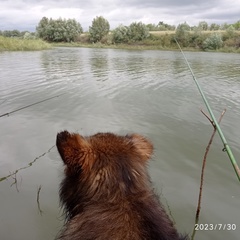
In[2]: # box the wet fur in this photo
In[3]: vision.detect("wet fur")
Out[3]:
[56,131,187,240]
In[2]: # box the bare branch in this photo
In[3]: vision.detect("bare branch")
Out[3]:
[37,185,43,215]
[191,109,226,240]
[10,173,19,192]
[200,109,214,127]
[0,145,55,183]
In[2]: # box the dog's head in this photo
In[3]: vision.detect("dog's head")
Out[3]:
[57,130,153,194]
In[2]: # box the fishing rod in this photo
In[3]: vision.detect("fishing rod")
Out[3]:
[175,38,240,182]
[0,92,66,118]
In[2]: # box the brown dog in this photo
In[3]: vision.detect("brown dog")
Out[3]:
[56,131,187,240]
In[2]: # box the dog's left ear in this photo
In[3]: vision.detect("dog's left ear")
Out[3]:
[130,134,153,161]
[56,131,95,170]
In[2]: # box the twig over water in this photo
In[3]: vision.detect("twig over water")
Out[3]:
[191,109,226,240]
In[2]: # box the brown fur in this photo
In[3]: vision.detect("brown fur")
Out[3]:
[56,131,187,240]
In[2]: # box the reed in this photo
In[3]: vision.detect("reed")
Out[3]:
[0,36,51,51]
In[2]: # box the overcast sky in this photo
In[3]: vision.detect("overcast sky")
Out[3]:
[0,0,239,32]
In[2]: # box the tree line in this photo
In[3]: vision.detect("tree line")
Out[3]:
[1,16,240,51]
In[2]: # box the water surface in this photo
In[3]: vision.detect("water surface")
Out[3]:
[0,48,239,240]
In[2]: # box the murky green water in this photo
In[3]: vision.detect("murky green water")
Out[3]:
[0,48,239,240]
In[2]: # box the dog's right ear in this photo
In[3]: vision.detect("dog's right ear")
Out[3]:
[56,131,95,170]
[129,134,153,161]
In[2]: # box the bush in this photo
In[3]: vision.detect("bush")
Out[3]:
[89,16,110,43]
[224,36,240,48]
[189,30,206,49]
[23,32,36,40]
[202,33,223,50]
[76,34,90,43]
[225,25,236,38]
[100,34,112,45]
[112,24,129,43]
[127,22,149,42]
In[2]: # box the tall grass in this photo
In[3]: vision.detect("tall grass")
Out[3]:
[0,36,51,51]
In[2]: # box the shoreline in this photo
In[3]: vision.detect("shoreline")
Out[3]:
[52,42,240,53]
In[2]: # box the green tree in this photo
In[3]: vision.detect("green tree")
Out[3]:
[175,22,191,47]
[146,23,158,31]
[2,30,21,37]
[189,28,205,49]
[209,23,220,31]
[220,23,230,30]
[233,20,240,30]
[158,21,176,31]
[198,21,208,31]
[36,17,49,40]
[127,22,149,42]
[89,16,110,43]
[176,22,190,32]
[36,17,83,42]
[64,19,83,42]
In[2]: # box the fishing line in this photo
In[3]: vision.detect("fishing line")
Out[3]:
[0,92,66,118]
[175,38,240,182]
[0,99,7,106]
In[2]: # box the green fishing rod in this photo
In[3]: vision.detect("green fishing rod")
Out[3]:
[175,39,240,182]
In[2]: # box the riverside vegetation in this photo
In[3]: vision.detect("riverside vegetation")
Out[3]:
[1,16,240,52]
[0,35,51,51]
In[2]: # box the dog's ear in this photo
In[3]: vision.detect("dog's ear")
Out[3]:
[130,134,153,161]
[56,131,95,170]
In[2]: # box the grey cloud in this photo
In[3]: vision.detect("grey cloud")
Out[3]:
[0,0,239,31]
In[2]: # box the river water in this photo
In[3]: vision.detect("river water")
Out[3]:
[0,47,239,240]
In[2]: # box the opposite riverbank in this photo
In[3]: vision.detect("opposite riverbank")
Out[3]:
[1,31,240,53]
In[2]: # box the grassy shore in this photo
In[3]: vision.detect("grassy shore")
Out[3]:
[52,30,240,53]
[0,36,51,51]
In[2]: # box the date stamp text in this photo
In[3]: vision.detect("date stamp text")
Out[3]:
[195,223,237,231]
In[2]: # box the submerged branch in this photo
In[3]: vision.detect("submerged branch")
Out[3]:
[37,185,43,215]
[0,145,55,183]
[10,172,22,192]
